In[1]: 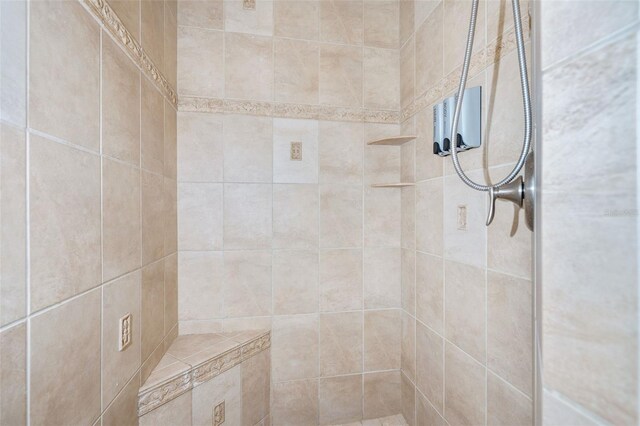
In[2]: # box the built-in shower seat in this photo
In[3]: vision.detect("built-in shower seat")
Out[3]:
[138,329,271,425]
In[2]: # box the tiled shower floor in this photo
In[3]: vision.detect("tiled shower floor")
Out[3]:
[334,414,409,426]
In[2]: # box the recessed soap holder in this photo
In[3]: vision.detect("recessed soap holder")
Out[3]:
[433,86,481,156]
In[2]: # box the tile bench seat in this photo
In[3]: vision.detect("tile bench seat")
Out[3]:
[138,329,270,424]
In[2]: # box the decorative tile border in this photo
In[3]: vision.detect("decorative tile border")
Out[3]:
[179,97,401,124]
[137,330,271,417]
[80,0,178,107]
[400,15,531,122]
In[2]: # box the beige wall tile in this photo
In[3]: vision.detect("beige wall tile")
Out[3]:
[415,252,443,333]
[142,171,166,264]
[364,123,401,184]
[363,371,402,419]
[0,0,27,127]
[399,0,414,46]
[141,78,165,174]
[30,289,101,425]
[320,184,363,248]
[319,44,363,107]
[273,118,319,183]
[274,0,319,39]
[225,32,273,101]
[242,348,271,425]
[110,0,141,40]
[487,271,532,397]
[443,0,484,75]
[178,251,224,320]
[319,249,363,312]
[224,250,272,317]
[164,1,178,89]
[486,0,519,44]
[164,177,178,256]
[444,260,485,362]
[539,0,637,69]
[401,371,416,426]
[416,321,443,412]
[485,48,531,167]
[319,375,363,424]
[142,0,165,71]
[142,260,165,360]
[178,183,223,250]
[487,168,531,278]
[319,120,364,184]
[0,125,26,325]
[225,0,274,35]
[272,314,319,382]
[487,372,533,426]
[364,0,399,48]
[274,38,319,104]
[401,187,415,251]
[542,389,599,426]
[401,248,415,315]
[320,312,363,376]
[102,271,141,407]
[273,249,319,314]
[443,172,486,268]
[364,309,401,371]
[140,390,192,425]
[444,343,485,426]
[364,187,401,247]
[273,184,319,249]
[29,135,101,311]
[401,312,416,382]
[164,101,178,179]
[0,323,26,425]
[272,379,319,425]
[364,247,401,309]
[30,0,99,150]
[415,3,442,97]
[415,178,443,255]
[320,0,363,45]
[102,372,140,426]
[102,36,141,166]
[178,0,223,29]
[400,36,415,109]
[364,47,400,110]
[192,366,241,426]
[416,391,444,426]
[164,253,179,333]
[177,25,224,97]
[224,114,273,183]
[224,183,272,249]
[178,112,224,182]
[103,158,141,282]
[542,31,638,425]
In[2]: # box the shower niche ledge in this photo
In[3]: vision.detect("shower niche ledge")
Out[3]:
[368,135,416,188]
[367,135,416,146]
[138,329,271,424]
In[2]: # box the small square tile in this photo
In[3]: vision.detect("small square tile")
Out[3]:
[273,118,319,184]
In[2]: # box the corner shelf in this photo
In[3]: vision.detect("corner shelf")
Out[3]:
[371,183,415,188]
[367,135,417,146]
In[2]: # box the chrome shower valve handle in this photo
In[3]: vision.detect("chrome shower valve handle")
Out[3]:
[486,177,524,226]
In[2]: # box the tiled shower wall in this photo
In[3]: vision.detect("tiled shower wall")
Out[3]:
[398,0,534,425]
[175,0,407,423]
[539,1,639,425]
[0,0,178,424]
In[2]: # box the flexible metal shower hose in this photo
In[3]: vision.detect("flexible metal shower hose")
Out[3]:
[449,0,532,191]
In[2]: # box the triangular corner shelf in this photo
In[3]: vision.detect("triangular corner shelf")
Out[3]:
[366,135,417,146]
